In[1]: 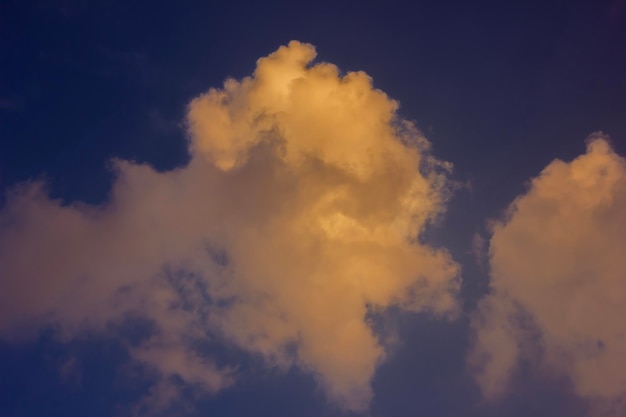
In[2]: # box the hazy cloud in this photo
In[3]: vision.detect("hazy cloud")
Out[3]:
[470,135,626,416]
[0,41,459,412]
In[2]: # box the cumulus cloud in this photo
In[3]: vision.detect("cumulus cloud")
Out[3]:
[470,135,626,416]
[0,41,459,412]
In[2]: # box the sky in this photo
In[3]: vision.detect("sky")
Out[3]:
[0,1,625,417]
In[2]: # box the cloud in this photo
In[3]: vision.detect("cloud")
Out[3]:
[469,135,626,416]
[0,41,460,412]
[470,232,487,270]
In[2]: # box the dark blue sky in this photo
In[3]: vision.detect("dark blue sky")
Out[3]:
[1,1,625,416]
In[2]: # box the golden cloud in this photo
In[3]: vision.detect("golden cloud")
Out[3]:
[0,41,459,411]
[470,135,626,416]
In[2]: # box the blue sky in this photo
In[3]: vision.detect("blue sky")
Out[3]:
[1,1,625,417]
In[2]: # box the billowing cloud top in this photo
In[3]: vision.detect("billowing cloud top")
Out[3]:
[470,136,626,416]
[0,41,459,412]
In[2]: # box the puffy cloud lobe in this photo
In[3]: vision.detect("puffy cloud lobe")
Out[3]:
[0,41,459,411]
[470,136,626,416]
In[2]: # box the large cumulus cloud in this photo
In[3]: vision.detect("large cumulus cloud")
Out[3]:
[470,135,626,416]
[0,41,459,412]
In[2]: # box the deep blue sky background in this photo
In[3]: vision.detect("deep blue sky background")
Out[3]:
[0,1,624,416]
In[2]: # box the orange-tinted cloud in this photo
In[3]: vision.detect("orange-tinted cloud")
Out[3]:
[0,41,459,411]
[470,135,626,416]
